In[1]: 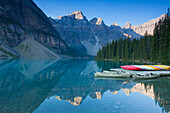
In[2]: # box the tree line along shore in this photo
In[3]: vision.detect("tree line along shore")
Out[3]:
[96,15,170,65]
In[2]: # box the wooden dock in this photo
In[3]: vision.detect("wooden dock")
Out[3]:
[110,68,170,77]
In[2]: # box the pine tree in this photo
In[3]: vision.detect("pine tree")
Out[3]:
[96,14,169,64]
[124,38,129,60]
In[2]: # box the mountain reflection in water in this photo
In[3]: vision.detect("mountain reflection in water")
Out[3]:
[0,59,169,113]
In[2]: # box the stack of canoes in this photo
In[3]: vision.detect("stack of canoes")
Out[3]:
[120,65,170,71]
[120,65,170,79]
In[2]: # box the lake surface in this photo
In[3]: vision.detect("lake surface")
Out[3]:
[0,59,169,113]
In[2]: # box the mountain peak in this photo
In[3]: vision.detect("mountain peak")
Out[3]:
[111,22,119,26]
[71,11,82,14]
[122,14,166,35]
[89,18,97,25]
[123,21,132,29]
[57,16,63,19]
[125,21,131,25]
[70,11,84,19]
[96,18,104,25]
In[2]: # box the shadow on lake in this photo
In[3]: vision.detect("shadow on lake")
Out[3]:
[0,59,169,113]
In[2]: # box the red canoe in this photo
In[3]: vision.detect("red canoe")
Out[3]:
[120,65,142,71]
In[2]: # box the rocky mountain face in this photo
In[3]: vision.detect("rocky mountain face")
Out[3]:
[90,18,111,46]
[50,12,164,56]
[122,14,165,35]
[0,0,71,58]
[50,12,142,56]
[0,0,165,57]
[90,18,129,45]
[50,11,98,56]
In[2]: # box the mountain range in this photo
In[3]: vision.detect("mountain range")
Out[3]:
[122,14,165,35]
[0,0,165,58]
[50,11,165,56]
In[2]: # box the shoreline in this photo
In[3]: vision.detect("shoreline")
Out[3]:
[95,59,160,65]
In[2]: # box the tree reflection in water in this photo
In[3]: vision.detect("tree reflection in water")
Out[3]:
[0,59,169,113]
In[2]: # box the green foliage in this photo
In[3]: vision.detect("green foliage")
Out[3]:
[96,15,170,65]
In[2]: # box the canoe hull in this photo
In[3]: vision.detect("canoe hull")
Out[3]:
[133,74,160,79]
[94,72,131,78]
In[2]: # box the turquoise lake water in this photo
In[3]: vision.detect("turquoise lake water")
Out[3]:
[0,59,169,113]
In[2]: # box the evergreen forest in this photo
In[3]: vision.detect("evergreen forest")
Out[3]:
[96,15,170,64]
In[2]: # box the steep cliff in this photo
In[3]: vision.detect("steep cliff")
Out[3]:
[50,11,143,56]
[0,0,70,57]
[50,11,99,56]
[90,18,125,45]
[90,18,110,46]
[91,17,142,41]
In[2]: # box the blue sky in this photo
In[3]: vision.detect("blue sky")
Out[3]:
[33,0,169,26]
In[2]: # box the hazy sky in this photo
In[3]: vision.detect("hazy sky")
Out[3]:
[33,0,169,26]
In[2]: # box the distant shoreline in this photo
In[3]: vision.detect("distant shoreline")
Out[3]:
[95,58,161,65]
